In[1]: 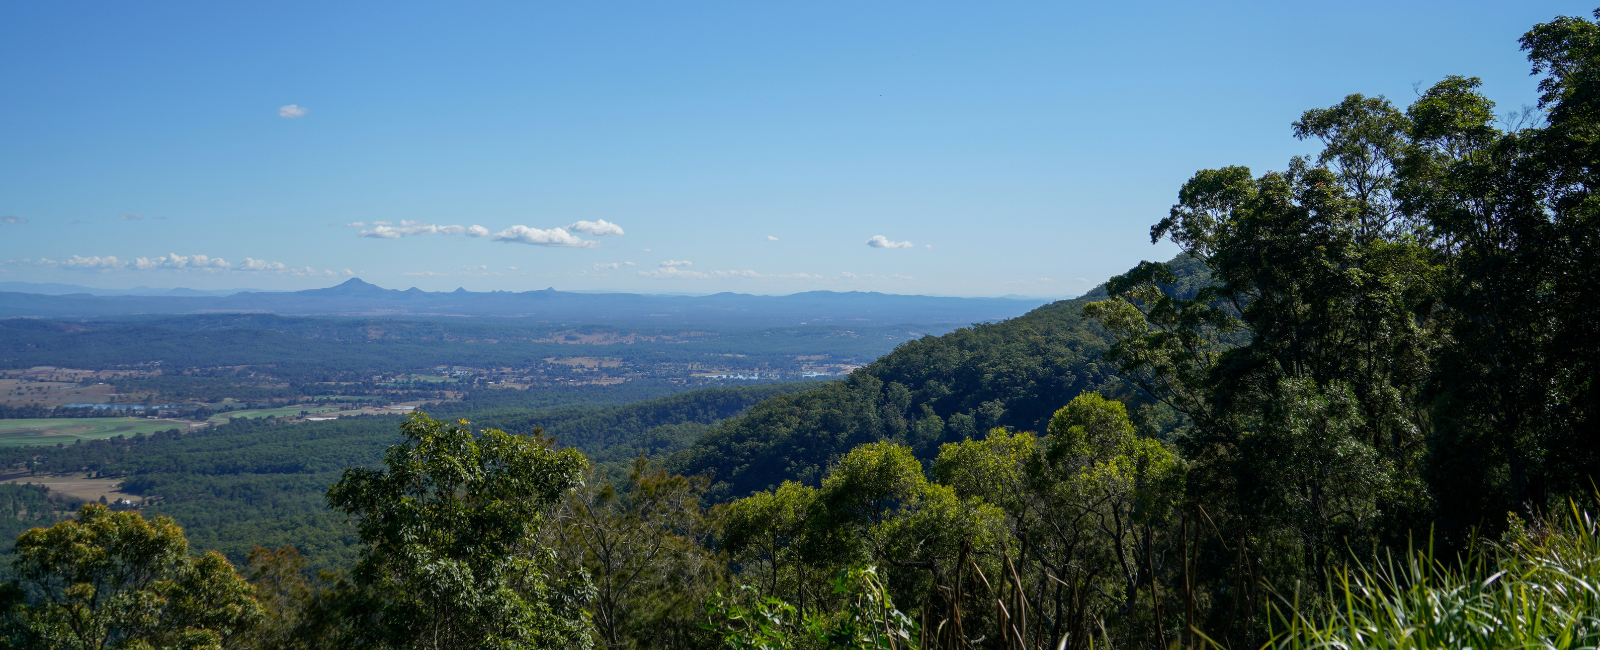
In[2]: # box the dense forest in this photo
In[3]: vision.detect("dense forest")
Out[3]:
[6,9,1600,650]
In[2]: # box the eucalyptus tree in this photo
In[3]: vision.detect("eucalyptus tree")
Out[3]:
[1,505,262,650]
[326,413,594,650]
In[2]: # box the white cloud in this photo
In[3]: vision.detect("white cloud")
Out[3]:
[925,244,933,249]
[567,219,625,236]
[14,253,338,276]
[242,258,286,272]
[659,260,692,267]
[120,213,144,221]
[345,222,366,227]
[839,271,914,281]
[867,235,913,249]
[491,225,600,248]
[636,267,834,281]
[593,262,637,271]
[60,255,125,269]
[0,216,25,224]
[766,235,779,241]
[133,253,230,271]
[344,269,355,276]
[639,267,760,279]
[357,220,489,239]
[278,104,309,118]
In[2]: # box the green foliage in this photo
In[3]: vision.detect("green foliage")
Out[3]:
[6,11,1600,650]
[547,457,725,649]
[703,585,798,650]
[702,567,919,650]
[326,412,595,649]
[0,384,804,577]
[3,504,262,650]
[668,279,1171,499]
[0,485,78,553]
[804,567,920,650]
[1267,504,1600,649]
[932,394,1182,647]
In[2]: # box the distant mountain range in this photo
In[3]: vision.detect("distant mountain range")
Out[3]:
[0,278,1058,326]
[0,282,268,297]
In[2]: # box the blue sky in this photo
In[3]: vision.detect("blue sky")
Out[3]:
[0,1,1585,296]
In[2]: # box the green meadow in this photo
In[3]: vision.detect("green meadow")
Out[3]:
[0,418,191,446]
[207,406,343,422]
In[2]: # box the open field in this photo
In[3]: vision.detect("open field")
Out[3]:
[0,379,116,407]
[0,418,193,446]
[209,402,426,423]
[0,366,150,383]
[0,471,143,504]
[208,406,343,421]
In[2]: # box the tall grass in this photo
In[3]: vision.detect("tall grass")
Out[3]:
[1266,503,1600,649]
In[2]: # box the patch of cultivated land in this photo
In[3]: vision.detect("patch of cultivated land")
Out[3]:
[207,402,426,423]
[0,379,117,407]
[207,406,343,421]
[0,418,196,446]
[0,472,143,504]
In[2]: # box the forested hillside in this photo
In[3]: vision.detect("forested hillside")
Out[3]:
[669,255,1206,499]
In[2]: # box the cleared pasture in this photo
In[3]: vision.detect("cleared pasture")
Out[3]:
[0,417,190,446]
[207,406,343,422]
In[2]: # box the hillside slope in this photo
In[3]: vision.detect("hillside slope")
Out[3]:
[668,255,1207,499]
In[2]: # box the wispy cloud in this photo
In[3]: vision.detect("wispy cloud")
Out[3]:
[59,255,125,269]
[839,271,914,281]
[492,225,600,248]
[659,260,692,267]
[278,104,309,118]
[241,258,284,271]
[0,216,25,224]
[593,262,637,271]
[766,235,779,241]
[639,267,758,279]
[120,213,144,221]
[567,219,625,236]
[20,253,332,275]
[356,220,490,239]
[638,267,877,282]
[133,254,230,270]
[867,235,913,249]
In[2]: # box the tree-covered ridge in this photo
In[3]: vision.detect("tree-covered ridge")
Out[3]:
[668,255,1207,499]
